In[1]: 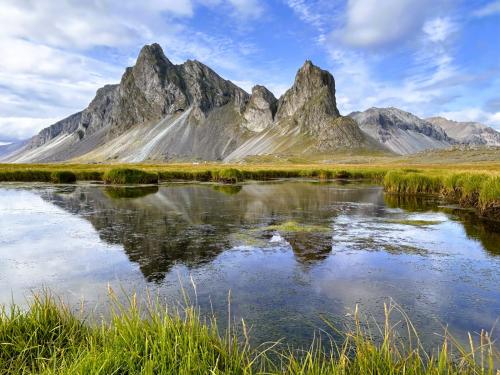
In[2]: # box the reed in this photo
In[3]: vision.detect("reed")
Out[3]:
[103,168,159,184]
[0,292,497,374]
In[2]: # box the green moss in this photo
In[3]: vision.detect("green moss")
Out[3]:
[261,220,330,233]
[103,168,158,184]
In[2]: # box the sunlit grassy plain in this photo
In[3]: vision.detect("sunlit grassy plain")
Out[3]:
[1,292,498,375]
[1,156,498,216]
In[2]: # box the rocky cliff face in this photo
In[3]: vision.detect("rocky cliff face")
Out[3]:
[426,117,500,146]
[349,107,454,155]
[243,85,277,132]
[3,44,385,163]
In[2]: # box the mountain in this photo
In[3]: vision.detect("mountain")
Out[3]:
[348,107,454,155]
[2,44,385,163]
[426,117,500,146]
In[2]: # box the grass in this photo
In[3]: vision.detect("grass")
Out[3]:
[0,162,498,218]
[384,171,500,217]
[103,168,159,184]
[50,170,76,184]
[0,292,498,374]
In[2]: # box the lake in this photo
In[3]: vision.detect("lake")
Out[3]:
[1,181,499,348]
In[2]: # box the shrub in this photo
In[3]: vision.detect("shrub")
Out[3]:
[50,171,77,184]
[103,168,158,184]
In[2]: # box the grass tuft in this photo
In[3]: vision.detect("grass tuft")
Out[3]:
[50,170,76,184]
[103,168,158,185]
[0,292,497,374]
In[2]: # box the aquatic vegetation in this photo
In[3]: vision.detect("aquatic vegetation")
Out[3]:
[0,169,52,182]
[103,168,159,184]
[211,168,243,183]
[0,293,497,374]
[261,220,331,233]
[384,170,500,217]
[50,170,76,184]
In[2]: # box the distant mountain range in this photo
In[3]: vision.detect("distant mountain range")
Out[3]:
[1,43,499,163]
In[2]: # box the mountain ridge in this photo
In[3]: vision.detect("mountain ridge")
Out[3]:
[2,43,498,163]
[3,43,384,163]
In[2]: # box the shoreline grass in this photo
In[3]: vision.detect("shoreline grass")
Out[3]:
[0,163,498,219]
[0,292,497,374]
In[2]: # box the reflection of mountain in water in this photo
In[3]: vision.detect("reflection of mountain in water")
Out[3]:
[41,182,385,281]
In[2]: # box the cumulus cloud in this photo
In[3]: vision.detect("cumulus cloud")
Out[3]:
[336,0,435,48]
[0,0,272,140]
[0,117,61,141]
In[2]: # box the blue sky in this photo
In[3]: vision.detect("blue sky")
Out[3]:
[1,0,500,141]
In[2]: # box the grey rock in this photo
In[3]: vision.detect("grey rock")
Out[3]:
[243,85,277,132]
[349,107,454,155]
[6,46,387,163]
[426,117,500,146]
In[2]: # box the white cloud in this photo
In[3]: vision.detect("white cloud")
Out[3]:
[337,0,435,48]
[422,17,458,43]
[0,0,274,140]
[438,108,500,129]
[0,117,60,140]
[227,0,264,18]
[473,0,500,17]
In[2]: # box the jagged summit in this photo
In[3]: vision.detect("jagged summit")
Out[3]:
[3,44,386,163]
[276,60,340,123]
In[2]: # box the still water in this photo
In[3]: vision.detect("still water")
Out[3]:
[0,181,499,347]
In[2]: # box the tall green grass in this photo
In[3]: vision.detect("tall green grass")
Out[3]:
[384,170,499,217]
[0,292,497,374]
[103,168,159,184]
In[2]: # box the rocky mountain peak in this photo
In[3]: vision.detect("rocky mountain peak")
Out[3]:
[136,43,174,69]
[276,60,340,123]
[243,85,277,132]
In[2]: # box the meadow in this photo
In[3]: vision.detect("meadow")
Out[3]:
[0,160,498,218]
[0,292,497,374]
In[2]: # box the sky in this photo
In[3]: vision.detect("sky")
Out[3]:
[1,0,500,142]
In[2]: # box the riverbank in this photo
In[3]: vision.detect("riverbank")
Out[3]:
[1,162,498,219]
[1,293,497,374]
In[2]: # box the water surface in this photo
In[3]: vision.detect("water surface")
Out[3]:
[1,181,498,347]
